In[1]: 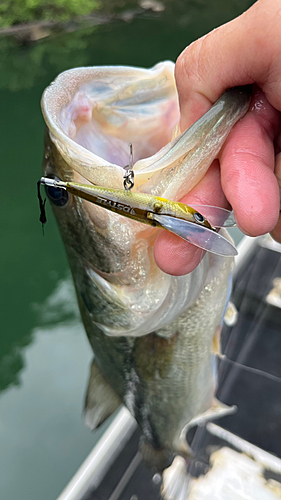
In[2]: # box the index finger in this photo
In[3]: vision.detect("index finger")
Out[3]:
[175,0,281,130]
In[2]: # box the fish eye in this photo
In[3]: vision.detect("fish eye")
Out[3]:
[45,175,69,207]
[193,212,205,224]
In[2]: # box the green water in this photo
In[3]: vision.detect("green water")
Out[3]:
[0,2,253,499]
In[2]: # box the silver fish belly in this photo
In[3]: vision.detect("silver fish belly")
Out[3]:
[41,62,251,468]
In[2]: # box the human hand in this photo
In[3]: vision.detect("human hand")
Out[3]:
[154,0,281,275]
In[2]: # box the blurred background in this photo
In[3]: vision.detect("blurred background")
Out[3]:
[0,1,254,499]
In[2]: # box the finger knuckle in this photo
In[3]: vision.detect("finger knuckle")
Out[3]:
[175,36,209,91]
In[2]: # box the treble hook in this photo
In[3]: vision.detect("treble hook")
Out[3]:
[123,143,134,190]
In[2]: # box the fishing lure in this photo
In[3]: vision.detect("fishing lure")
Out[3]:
[37,177,237,257]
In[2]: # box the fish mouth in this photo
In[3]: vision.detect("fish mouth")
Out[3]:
[41,62,179,189]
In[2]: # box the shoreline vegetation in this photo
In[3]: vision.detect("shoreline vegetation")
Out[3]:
[0,1,165,40]
[0,0,254,93]
[0,1,255,43]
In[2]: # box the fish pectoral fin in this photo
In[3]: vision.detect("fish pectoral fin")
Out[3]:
[84,359,122,431]
[184,399,237,433]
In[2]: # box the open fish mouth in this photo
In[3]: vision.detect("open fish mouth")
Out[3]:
[41,62,180,191]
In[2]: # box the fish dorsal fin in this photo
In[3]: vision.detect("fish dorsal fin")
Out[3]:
[84,359,121,430]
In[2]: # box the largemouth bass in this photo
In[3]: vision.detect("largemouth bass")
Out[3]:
[41,62,250,476]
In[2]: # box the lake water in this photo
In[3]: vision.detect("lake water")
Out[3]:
[0,2,253,498]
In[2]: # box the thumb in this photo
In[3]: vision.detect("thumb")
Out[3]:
[175,0,281,130]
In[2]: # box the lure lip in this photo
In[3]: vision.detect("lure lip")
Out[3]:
[152,214,238,257]
[39,177,237,257]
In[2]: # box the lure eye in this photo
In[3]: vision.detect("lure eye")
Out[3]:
[153,201,163,212]
[45,176,69,207]
[193,212,205,224]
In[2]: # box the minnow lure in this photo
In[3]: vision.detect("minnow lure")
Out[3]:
[38,177,237,257]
